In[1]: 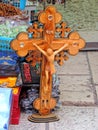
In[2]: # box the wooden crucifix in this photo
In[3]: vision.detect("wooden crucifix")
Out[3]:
[11,5,85,122]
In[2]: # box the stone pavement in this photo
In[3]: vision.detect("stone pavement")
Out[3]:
[9,31,98,130]
[56,51,98,106]
[9,51,98,130]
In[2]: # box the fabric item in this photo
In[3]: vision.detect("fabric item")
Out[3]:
[0,88,12,130]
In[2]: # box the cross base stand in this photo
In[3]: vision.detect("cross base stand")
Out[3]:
[28,113,59,123]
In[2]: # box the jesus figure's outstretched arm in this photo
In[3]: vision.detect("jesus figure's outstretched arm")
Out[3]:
[54,43,68,55]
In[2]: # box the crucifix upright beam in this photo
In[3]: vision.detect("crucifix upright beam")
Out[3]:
[11,5,85,122]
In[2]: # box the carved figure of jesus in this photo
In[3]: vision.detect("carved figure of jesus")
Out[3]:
[33,43,68,92]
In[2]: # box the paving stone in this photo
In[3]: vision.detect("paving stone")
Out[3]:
[95,85,98,100]
[58,75,95,105]
[9,113,45,130]
[59,75,91,91]
[55,52,89,75]
[10,106,98,130]
[95,108,98,130]
[60,90,94,105]
[52,106,98,130]
[10,123,41,130]
[87,51,98,84]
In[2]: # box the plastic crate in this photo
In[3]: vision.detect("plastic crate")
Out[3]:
[0,36,13,51]
[0,36,18,66]
[0,36,17,57]
[2,0,26,10]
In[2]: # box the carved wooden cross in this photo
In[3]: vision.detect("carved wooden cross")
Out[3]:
[27,22,43,38]
[56,22,71,38]
[11,5,85,121]
[55,51,68,66]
